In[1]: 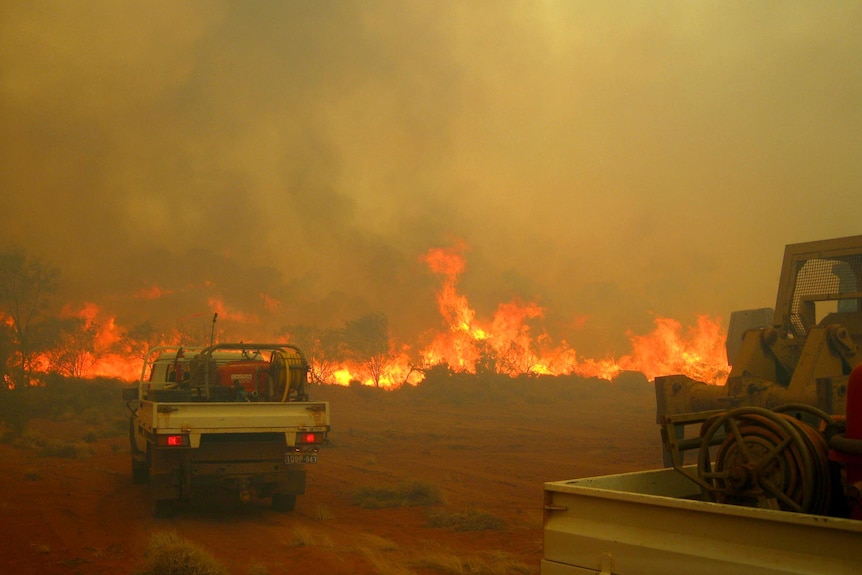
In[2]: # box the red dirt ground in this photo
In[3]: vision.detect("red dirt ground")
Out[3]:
[0,379,662,575]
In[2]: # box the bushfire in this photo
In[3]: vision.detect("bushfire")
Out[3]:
[9,245,730,388]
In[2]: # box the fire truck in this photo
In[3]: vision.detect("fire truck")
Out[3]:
[123,343,330,516]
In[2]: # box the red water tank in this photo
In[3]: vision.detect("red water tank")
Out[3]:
[218,360,269,396]
[847,363,862,440]
[829,362,862,519]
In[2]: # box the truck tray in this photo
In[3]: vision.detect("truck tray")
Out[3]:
[542,466,862,575]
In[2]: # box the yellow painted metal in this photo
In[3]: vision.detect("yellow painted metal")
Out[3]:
[542,468,862,575]
[656,235,862,465]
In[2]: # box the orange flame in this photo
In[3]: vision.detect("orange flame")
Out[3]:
[260,292,281,312]
[414,244,729,384]
[618,315,729,384]
[15,243,730,387]
[61,303,143,380]
[135,286,172,300]
[321,244,730,387]
[208,296,259,323]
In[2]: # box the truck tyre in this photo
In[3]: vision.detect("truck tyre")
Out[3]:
[129,418,148,483]
[131,457,149,484]
[152,498,175,518]
[272,493,296,512]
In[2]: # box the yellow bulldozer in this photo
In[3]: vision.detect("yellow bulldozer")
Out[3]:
[655,234,862,516]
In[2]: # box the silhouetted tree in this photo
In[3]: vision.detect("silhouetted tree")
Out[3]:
[0,248,59,387]
[114,321,161,362]
[44,317,97,378]
[281,323,345,385]
[474,340,497,376]
[0,320,13,387]
[175,316,215,348]
[495,340,536,376]
[343,312,390,387]
[418,362,454,383]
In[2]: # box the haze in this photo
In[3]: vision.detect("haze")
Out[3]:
[2,1,860,359]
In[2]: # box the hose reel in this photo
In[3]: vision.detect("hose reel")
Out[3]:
[696,405,833,515]
[269,347,309,402]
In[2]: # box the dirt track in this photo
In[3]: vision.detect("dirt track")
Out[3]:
[0,379,662,575]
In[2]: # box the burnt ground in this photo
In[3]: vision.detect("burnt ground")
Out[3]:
[0,377,662,575]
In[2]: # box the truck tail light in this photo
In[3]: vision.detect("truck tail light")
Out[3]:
[157,434,190,447]
[297,432,324,444]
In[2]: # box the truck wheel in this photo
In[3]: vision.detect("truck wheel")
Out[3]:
[129,418,148,483]
[131,457,149,484]
[272,493,296,512]
[152,499,175,518]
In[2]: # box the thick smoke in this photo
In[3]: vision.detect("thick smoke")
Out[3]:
[2,1,861,357]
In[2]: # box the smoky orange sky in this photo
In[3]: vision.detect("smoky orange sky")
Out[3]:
[1,1,861,360]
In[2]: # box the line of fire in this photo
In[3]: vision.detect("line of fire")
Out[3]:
[0,244,730,390]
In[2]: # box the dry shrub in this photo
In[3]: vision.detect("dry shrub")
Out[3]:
[18,432,93,459]
[414,549,532,575]
[355,533,399,552]
[426,509,506,532]
[468,551,534,575]
[412,551,462,573]
[245,564,269,575]
[351,480,442,508]
[314,504,333,520]
[356,547,415,575]
[136,530,228,575]
[286,527,315,548]
[284,526,334,549]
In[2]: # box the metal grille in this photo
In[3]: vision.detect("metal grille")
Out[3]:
[789,255,862,337]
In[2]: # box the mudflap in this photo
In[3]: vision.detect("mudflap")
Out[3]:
[150,470,179,497]
[148,471,180,518]
[148,448,184,516]
[277,468,307,495]
[271,468,305,512]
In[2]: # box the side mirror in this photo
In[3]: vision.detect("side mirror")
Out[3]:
[122,387,140,401]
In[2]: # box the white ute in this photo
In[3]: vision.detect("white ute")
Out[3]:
[123,343,330,516]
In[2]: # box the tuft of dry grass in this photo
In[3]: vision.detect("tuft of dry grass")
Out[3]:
[355,533,399,552]
[245,563,269,575]
[426,509,506,532]
[23,470,41,481]
[285,527,315,548]
[313,504,333,520]
[283,526,334,549]
[17,432,93,459]
[351,480,442,508]
[136,530,229,575]
[412,551,462,573]
[357,547,416,575]
[413,549,533,575]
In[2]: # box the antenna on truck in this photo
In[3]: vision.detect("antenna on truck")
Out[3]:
[210,313,218,346]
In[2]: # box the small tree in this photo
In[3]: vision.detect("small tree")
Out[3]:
[343,312,390,387]
[0,248,59,387]
[0,319,14,388]
[114,321,161,362]
[44,317,97,378]
[175,317,213,348]
[281,324,345,385]
[474,340,497,376]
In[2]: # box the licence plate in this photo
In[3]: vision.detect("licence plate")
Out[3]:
[285,453,318,464]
